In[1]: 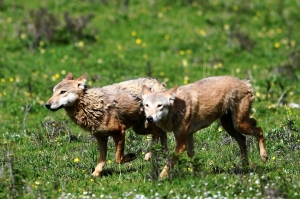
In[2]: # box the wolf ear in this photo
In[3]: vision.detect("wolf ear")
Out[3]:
[166,85,178,104]
[64,72,74,80]
[142,85,152,95]
[77,73,87,89]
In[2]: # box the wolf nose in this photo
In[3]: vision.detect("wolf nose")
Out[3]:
[146,116,154,123]
[45,104,51,109]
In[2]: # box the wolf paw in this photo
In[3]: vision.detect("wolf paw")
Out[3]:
[121,153,137,163]
[144,152,152,161]
[261,153,268,163]
[91,170,100,177]
[159,165,170,180]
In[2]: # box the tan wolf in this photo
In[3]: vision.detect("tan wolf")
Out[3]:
[45,72,167,177]
[142,76,268,178]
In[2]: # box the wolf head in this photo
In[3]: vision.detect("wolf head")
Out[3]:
[45,72,87,111]
[142,85,177,123]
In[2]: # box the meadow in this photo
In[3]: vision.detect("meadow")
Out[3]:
[1,0,300,198]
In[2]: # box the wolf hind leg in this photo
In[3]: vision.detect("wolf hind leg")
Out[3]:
[220,112,248,166]
[232,94,268,163]
[186,134,195,158]
[112,128,137,164]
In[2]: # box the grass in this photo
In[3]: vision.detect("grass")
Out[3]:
[1,0,300,198]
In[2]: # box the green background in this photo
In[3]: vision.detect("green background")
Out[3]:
[1,0,300,198]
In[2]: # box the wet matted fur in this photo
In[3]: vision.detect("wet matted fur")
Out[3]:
[45,72,167,177]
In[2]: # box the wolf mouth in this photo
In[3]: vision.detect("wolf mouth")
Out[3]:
[44,104,64,112]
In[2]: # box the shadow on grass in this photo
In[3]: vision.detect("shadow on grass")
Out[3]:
[210,163,279,176]
[90,163,146,177]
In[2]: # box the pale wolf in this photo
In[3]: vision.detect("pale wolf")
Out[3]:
[142,76,268,178]
[45,72,167,177]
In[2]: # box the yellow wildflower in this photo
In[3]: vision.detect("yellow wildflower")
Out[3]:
[143,54,148,60]
[199,30,206,36]
[20,33,26,39]
[78,41,84,48]
[223,24,230,31]
[40,48,46,54]
[158,12,163,18]
[276,28,282,34]
[135,38,142,44]
[182,59,188,67]
[183,76,189,85]
[186,49,192,54]
[131,31,137,37]
[7,17,12,23]
[39,41,44,46]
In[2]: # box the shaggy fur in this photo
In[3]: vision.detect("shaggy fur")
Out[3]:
[45,72,167,177]
[142,76,268,178]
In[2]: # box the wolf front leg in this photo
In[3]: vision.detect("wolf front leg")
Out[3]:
[145,124,168,161]
[159,131,188,179]
[92,136,108,177]
[112,127,137,163]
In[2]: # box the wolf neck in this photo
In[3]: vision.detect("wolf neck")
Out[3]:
[64,88,107,133]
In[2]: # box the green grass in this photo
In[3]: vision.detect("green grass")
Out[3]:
[1,0,300,198]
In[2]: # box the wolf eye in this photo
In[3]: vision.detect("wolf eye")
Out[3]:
[60,91,66,95]
[157,104,163,108]
[145,104,149,107]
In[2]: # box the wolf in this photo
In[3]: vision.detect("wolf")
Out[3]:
[45,72,167,177]
[142,76,268,178]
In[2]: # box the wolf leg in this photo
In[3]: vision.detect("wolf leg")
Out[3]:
[220,112,248,166]
[112,128,137,163]
[133,121,168,161]
[186,134,195,158]
[92,136,108,177]
[159,132,187,179]
[146,125,168,161]
[233,94,268,163]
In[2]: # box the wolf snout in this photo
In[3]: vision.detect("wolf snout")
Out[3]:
[44,103,51,110]
[146,116,154,123]
[44,103,59,111]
